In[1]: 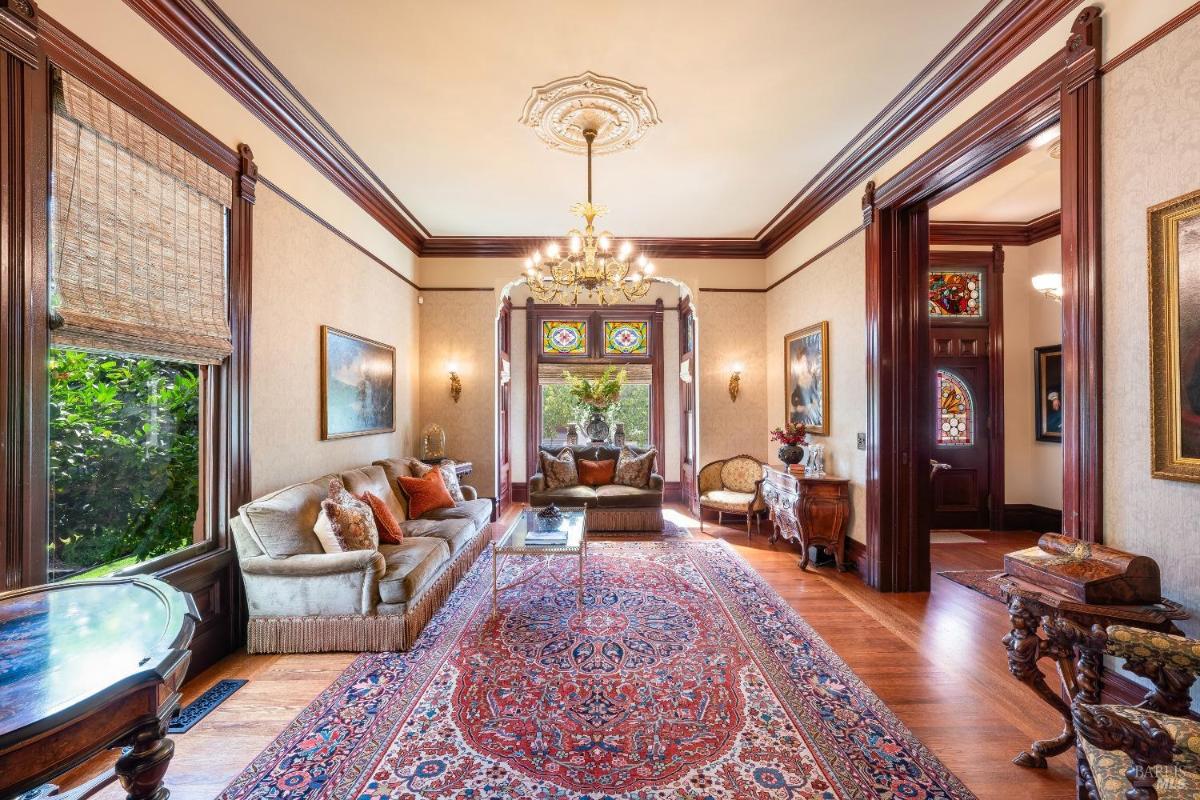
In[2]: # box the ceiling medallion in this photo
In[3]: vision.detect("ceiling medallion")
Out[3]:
[519,71,661,155]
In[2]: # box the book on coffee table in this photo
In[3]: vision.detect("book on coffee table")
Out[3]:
[523,530,569,546]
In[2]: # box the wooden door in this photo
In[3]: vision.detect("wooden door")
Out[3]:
[496,299,512,515]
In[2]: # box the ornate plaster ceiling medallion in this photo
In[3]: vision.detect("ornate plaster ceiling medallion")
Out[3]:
[519,71,661,155]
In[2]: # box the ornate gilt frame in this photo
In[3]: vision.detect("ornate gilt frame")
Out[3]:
[1148,188,1200,482]
[782,321,830,436]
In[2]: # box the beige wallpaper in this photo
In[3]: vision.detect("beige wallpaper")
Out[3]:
[1101,16,1200,634]
[695,292,769,469]
[250,185,420,497]
[1002,237,1064,510]
[418,291,499,497]
[765,233,868,543]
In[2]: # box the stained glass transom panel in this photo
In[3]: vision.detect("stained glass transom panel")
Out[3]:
[542,320,587,355]
[936,369,974,446]
[603,320,650,356]
[929,270,984,317]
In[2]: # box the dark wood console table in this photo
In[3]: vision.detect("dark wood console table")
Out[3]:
[0,576,199,799]
[762,465,852,571]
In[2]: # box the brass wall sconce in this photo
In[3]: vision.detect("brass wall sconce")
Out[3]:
[447,362,462,403]
[728,365,742,402]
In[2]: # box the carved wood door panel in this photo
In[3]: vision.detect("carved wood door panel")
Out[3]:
[930,330,992,530]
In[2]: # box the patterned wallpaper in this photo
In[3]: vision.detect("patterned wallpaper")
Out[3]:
[1102,16,1200,634]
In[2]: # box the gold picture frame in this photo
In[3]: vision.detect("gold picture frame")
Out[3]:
[320,325,396,440]
[783,321,830,436]
[1148,188,1200,482]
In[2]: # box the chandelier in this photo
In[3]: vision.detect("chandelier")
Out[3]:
[523,128,654,305]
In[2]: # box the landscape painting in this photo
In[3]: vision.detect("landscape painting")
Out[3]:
[321,326,395,439]
[1149,188,1200,482]
[783,321,829,435]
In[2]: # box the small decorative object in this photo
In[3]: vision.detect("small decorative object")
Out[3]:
[534,503,564,532]
[1034,345,1062,443]
[1148,188,1200,482]
[770,421,809,466]
[536,503,562,520]
[447,362,462,403]
[784,321,829,435]
[321,326,395,439]
[499,356,511,386]
[1031,272,1063,301]
[728,364,742,402]
[563,366,626,443]
[679,357,692,383]
[566,423,579,445]
[613,422,626,447]
[421,424,446,461]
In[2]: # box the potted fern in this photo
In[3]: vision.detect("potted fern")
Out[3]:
[563,366,626,443]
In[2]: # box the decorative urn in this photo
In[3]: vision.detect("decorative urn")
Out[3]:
[777,445,806,466]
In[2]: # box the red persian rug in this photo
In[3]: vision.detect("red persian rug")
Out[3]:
[221,541,975,799]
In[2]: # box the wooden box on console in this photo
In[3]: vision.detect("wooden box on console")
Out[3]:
[1002,533,1161,605]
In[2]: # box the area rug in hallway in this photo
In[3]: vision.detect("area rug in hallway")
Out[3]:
[221,541,975,799]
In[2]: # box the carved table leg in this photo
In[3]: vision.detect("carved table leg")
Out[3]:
[115,718,175,800]
[1003,598,1075,768]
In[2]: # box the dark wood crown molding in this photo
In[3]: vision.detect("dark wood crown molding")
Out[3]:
[0,0,38,66]
[929,209,1060,246]
[419,236,765,259]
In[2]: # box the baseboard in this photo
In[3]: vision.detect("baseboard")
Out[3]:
[663,481,682,503]
[1003,503,1063,533]
[511,482,528,503]
[845,538,869,575]
[1102,669,1148,707]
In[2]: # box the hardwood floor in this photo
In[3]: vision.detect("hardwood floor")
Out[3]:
[59,508,1075,799]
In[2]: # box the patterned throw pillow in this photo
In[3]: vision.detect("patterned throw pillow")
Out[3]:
[357,491,404,544]
[614,446,657,488]
[539,448,579,489]
[437,461,465,502]
[397,469,456,518]
[314,478,379,554]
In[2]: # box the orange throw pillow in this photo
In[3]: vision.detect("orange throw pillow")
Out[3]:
[578,458,617,486]
[357,491,404,544]
[396,469,456,519]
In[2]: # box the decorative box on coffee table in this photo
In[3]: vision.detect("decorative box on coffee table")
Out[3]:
[762,465,852,571]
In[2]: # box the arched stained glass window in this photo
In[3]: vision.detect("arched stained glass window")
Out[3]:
[936,369,974,446]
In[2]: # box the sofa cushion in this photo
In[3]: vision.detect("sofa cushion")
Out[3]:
[358,492,404,543]
[578,458,617,486]
[340,465,406,526]
[400,517,477,556]
[378,537,450,604]
[530,485,598,506]
[397,469,456,518]
[539,447,579,489]
[614,446,657,488]
[314,478,379,553]
[372,457,432,518]
[239,475,333,558]
[419,499,492,532]
[595,484,663,508]
[435,461,466,502]
[701,489,756,512]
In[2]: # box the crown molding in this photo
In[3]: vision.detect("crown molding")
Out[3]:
[419,236,765,259]
[929,209,1060,245]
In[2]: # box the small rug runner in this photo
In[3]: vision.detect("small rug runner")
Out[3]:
[930,531,986,544]
[937,569,1006,602]
[222,541,975,799]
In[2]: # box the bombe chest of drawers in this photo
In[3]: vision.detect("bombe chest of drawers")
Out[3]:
[761,465,851,571]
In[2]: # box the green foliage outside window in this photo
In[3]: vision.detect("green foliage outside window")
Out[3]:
[540,382,651,447]
[48,347,201,580]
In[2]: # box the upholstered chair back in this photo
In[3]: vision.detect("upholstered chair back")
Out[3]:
[538,444,653,463]
[720,456,764,494]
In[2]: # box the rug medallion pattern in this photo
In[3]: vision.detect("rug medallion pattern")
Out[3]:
[221,541,975,799]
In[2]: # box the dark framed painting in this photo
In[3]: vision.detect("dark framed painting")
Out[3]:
[320,326,395,440]
[1034,345,1062,443]
[1149,188,1200,482]
[783,321,829,435]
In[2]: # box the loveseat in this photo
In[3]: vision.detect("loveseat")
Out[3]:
[230,457,491,653]
[529,444,664,531]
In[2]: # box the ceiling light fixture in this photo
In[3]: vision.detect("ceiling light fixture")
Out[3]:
[522,128,653,305]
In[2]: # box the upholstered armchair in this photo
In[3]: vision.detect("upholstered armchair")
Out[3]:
[697,455,766,537]
[1070,625,1200,800]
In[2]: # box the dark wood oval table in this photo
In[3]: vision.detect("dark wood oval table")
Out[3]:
[0,576,198,800]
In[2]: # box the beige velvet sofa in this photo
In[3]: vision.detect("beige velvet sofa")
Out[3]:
[528,444,664,531]
[230,458,491,653]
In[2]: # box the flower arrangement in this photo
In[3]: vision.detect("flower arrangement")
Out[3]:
[769,421,809,446]
[562,366,626,410]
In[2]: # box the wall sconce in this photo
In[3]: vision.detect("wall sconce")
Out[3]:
[1032,272,1064,302]
[728,364,742,402]
[447,362,462,403]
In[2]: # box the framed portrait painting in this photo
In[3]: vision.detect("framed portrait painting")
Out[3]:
[1148,188,1200,482]
[1034,345,1062,443]
[783,321,829,435]
[320,326,395,440]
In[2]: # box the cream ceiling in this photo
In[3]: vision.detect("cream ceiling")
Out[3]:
[930,135,1061,222]
[215,0,990,238]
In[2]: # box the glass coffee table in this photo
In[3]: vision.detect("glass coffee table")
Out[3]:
[492,506,587,614]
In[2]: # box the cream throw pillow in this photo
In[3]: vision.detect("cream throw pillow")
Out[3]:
[614,446,657,488]
[539,448,579,489]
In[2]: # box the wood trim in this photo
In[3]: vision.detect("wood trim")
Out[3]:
[651,299,666,463]
[510,481,528,504]
[421,237,765,259]
[524,298,538,479]
[759,0,1078,255]
[122,0,425,253]
[987,244,1006,531]
[1002,503,1063,533]
[420,287,494,292]
[929,210,1061,246]
[761,225,866,293]
[845,538,869,576]
[662,481,682,503]
[1100,1,1200,75]
[862,8,1103,591]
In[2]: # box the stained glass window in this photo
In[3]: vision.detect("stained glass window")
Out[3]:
[603,320,650,356]
[936,369,974,446]
[542,320,587,355]
[929,270,984,318]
